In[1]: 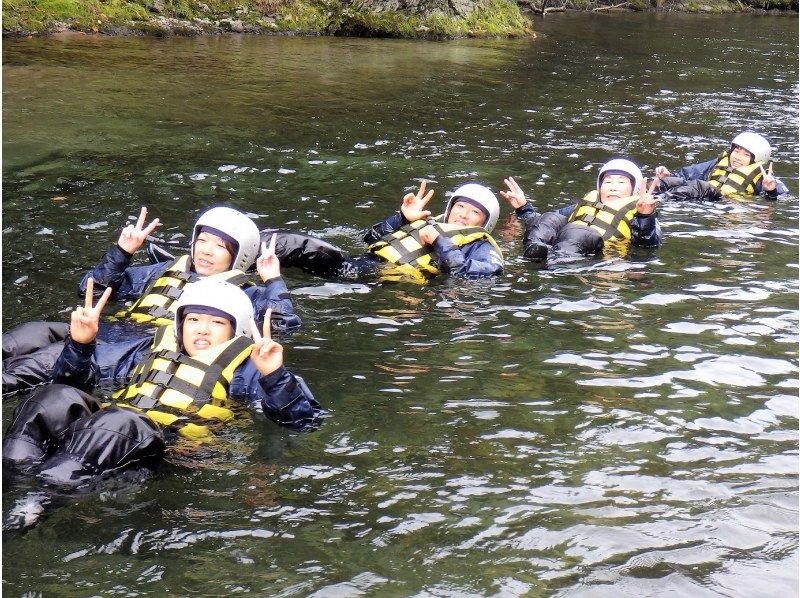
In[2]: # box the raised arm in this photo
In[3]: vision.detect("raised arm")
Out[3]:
[363,181,435,245]
[78,207,163,300]
[631,178,662,248]
[759,161,789,199]
[231,311,323,430]
[500,176,528,210]
[249,234,301,334]
[502,177,540,220]
[53,278,112,392]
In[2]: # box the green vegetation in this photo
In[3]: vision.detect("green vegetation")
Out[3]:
[2,0,148,32]
[1,0,533,35]
[2,0,795,36]
[311,0,533,37]
[531,0,797,10]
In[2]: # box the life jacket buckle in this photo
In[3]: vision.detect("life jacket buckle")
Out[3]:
[129,394,159,410]
[146,370,176,388]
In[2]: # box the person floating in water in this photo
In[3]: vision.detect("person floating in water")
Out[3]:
[3,206,298,395]
[654,131,788,200]
[502,158,661,263]
[2,278,322,491]
[257,181,504,283]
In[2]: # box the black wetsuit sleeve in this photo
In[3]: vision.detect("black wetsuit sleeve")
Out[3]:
[78,244,133,299]
[433,237,503,279]
[52,337,100,394]
[78,245,168,302]
[245,276,302,334]
[630,213,662,248]
[259,366,323,430]
[231,361,324,431]
[514,203,538,219]
[758,177,789,200]
[363,212,407,245]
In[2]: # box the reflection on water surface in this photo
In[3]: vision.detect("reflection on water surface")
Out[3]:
[2,12,798,596]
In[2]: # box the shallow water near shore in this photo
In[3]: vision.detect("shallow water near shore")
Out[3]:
[3,12,798,596]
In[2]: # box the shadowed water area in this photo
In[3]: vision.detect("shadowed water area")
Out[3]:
[2,12,798,595]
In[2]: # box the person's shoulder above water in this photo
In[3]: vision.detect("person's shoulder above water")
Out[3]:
[654,131,789,199]
[365,180,504,280]
[53,277,322,430]
[502,157,661,263]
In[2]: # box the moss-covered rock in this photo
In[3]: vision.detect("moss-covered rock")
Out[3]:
[2,0,795,37]
[2,0,532,36]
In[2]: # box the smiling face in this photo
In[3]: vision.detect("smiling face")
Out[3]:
[598,174,634,202]
[729,144,754,169]
[181,312,234,356]
[446,200,487,228]
[193,232,234,276]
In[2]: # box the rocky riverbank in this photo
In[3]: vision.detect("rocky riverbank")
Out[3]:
[2,0,796,38]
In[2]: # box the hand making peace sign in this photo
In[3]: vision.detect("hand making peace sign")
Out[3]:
[760,162,777,192]
[249,309,284,376]
[500,176,528,209]
[400,180,434,222]
[636,177,659,216]
[117,206,161,255]
[256,233,280,282]
[70,277,113,344]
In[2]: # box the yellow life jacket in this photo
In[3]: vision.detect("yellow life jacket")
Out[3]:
[568,191,640,244]
[119,255,253,327]
[113,326,253,441]
[707,153,765,196]
[367,216,503,283]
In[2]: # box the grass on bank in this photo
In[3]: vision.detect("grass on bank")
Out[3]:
[303,0,534,36]
[3,0,145,31]
[2,0,533,35]
[2,0,795,35]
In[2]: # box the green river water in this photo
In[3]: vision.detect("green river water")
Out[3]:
[2,12,798,596]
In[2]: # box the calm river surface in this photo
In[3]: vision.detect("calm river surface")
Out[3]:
[2,12,798,596]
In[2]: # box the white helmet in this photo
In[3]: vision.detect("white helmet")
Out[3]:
[597,159,643,196]
[175,279,255,339]
[191,207,260,272]
[444,183,500,233]
[730,132,771,163]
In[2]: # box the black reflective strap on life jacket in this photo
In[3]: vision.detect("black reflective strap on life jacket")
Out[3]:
[137,305,175,323]
[380,226,426,265]
[601,200,638,242]
[438,224,484,240]
[133,369,205,407]
[127,357,182,410]
[714,166,733,188]
[127,263,193,318]
[716,164,761,193]
[126,349,195,409]
[146,351,216,402]
[396,245,431,266]
[381,223,486,266]
[193,336,252,406]
[738,167,761,192]
[572,198,637,242]
[150,268,193,288]
[147,283,185,301]
[128,337,252,411]
[575,200,605,226]
[129,349,167,385]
